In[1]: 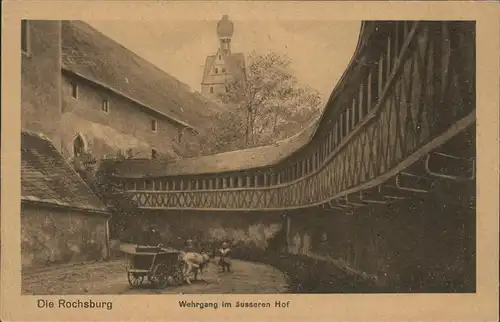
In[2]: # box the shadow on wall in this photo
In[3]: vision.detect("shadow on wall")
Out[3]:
[117,211,285,253]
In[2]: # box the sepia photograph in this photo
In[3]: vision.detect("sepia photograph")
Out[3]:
[1,1,499,321]
[18,16,479,296]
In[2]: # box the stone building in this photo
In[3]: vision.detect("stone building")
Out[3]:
[21,131,111,268]
[21,20,222,162]
[201,15,246,102]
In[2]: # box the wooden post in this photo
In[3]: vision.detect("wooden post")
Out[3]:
[379,55,384,93]
[285,214,291,253]
[351,98,357,128]
[367,72,372,112]
[387,35,392,79]
[345,107,350,134]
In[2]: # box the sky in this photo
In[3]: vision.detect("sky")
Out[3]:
[86,19,361,101]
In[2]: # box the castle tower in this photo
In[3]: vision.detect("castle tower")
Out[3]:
[201,15,246,102]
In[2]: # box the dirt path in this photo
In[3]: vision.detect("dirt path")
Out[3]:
[22,259,289,295]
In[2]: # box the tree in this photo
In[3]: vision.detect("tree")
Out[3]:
[73,151,143,242]
[215,51,323,149]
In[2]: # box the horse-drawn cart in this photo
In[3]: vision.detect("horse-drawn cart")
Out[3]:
[121,244,184,289]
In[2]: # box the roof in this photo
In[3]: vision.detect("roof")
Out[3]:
[112,117,320,178]
[202,51,246,85]
[21,131,108,213]
[61,21,224,130]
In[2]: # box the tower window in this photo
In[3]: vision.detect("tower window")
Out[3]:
[71,83,78,99]
[218,55,221,60]
[21,20,29,54]
[215,68,218,74]
[222,68,226,73]
[151,119,157,132]
[102,100,110,113]
[151,149,158,159]
[210,86,214,94]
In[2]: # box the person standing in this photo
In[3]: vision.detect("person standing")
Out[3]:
[218,241,232,272]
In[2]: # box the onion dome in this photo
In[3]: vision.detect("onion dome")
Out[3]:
[217,15,234,38]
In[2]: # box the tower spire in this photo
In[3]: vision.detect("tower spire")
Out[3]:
[217,15,234,55]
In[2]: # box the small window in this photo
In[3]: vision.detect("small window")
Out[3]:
[21,20,29,54]
[151,149,158,159]
[73,135,85,157]
[151,119,157,132]
[102,100,109,113]
[215,68,218,74]
[222,68,226,73]
[218,55,221,60]
[71,83,78,99]
[210,86,214,94]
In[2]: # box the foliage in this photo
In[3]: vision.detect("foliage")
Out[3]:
[72,151,142,242]
[200,51,323,152]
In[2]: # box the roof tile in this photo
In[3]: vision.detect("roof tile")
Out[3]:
[21,131,108,212]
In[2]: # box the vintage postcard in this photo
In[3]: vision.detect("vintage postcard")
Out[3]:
[1,1,499,321]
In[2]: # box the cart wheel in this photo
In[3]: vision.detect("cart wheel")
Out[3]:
[150,263,169,289]
[127,273,144,287]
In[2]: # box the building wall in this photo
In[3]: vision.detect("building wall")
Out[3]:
[21,20,62,149]
[201,83,227,101]
[21,203,109,268]
[60,75,186,160]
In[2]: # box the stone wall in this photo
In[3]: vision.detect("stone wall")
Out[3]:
[128,210,284,255]
[21,203,109,268]
[286,181,476,292]
[60,74,188,160]
[21,20,62,149]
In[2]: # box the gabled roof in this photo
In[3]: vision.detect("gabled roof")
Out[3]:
[21,131,108,213]
[112,116,320,178]
[61,21,224,131]
[202,51,246,85]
